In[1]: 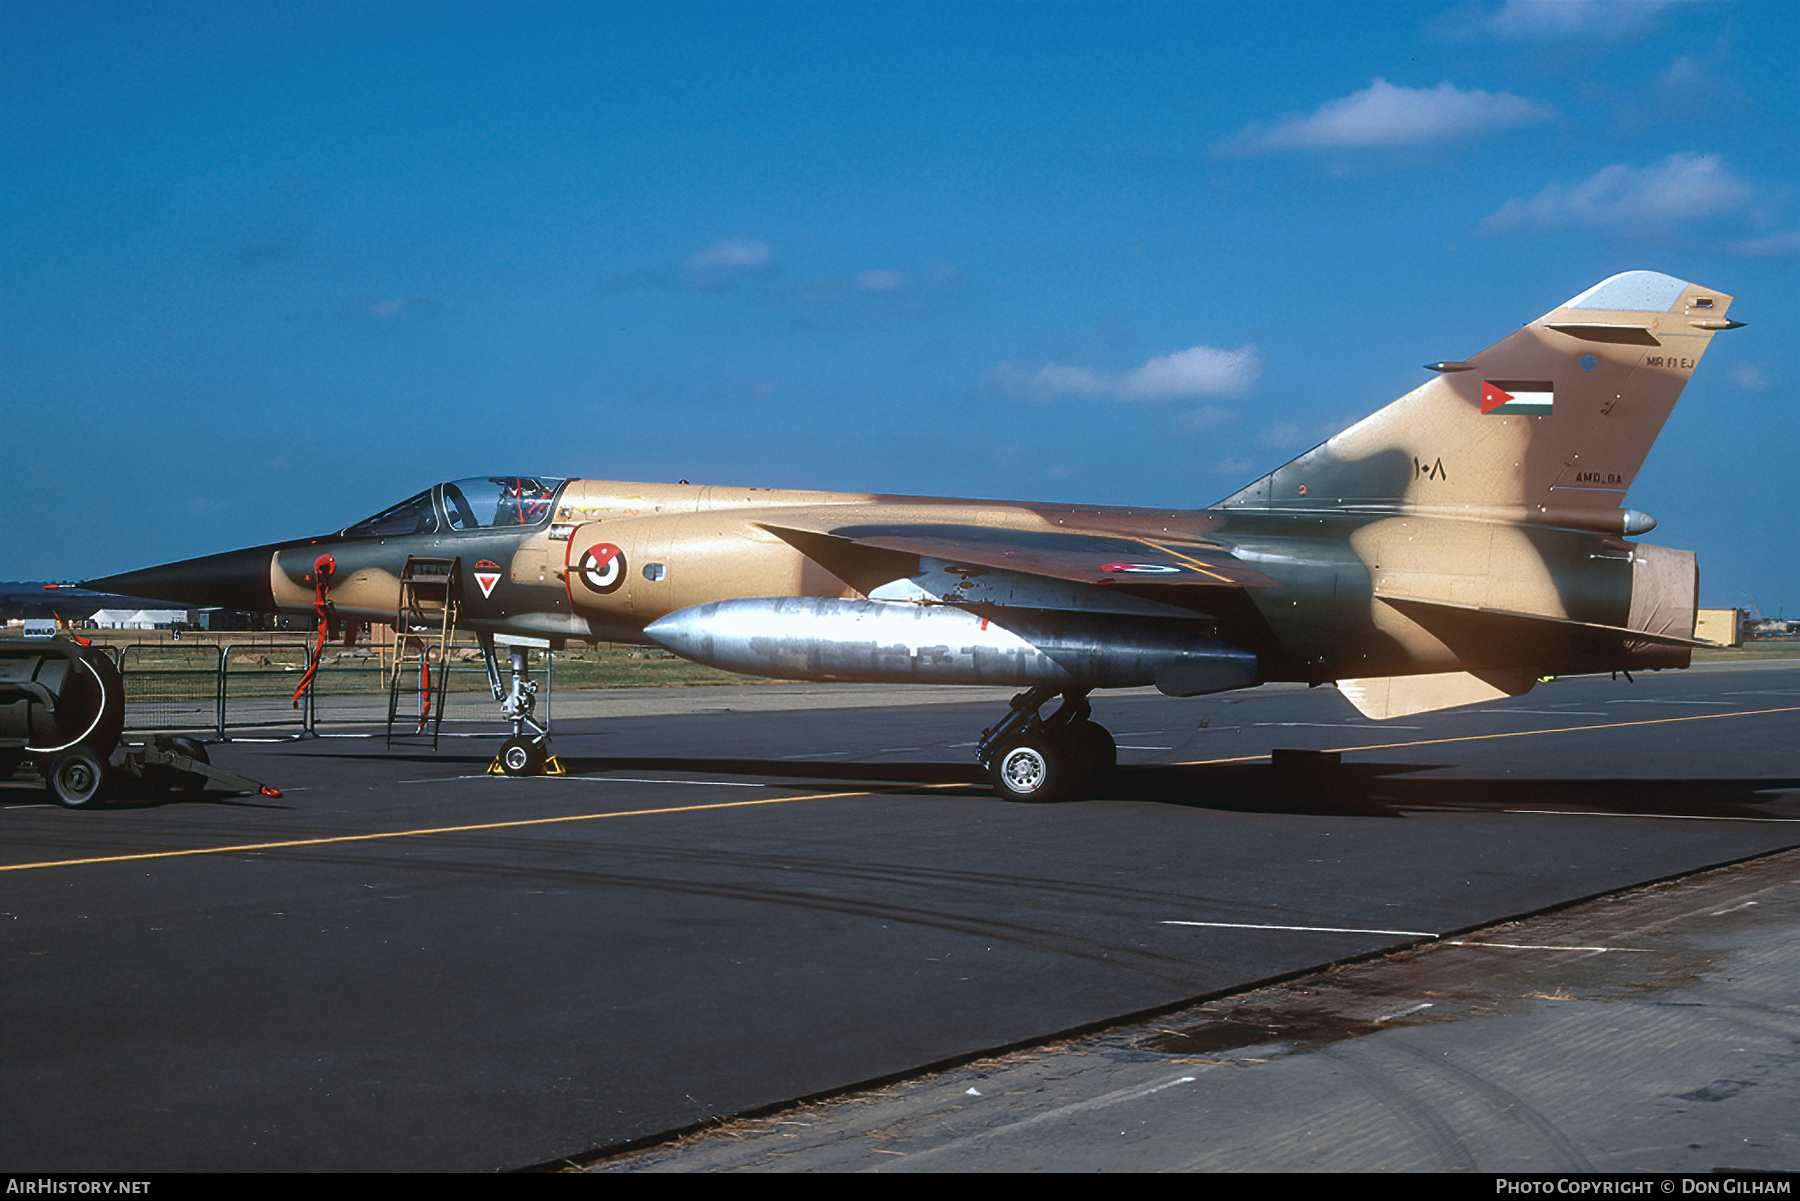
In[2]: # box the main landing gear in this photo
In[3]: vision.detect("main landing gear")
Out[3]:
[479,633,564,777]
[974,686,1116,803]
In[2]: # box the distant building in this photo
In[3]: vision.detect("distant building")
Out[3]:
[0,581,195,625]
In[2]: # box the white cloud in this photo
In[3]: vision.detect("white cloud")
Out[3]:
[687,238,771,270]
[1655,47,1755,105]
[1118,346,1264,400]
[996,345,1262,403]
[683,238,774,288]
[781,263,964,328]
[854,269,906,292]
[337,296,441,326]
[1226,78,1553,153]
[1260,421,1310,449]
[1260,416,1358,450]
[1016,364,1109,400]
[1469,0,1679,40]
[1656,55,1708,92]
[1481,153,1755,235]
[1179,405,1236,432]
[1730,363,1770,392]
[1729,230,1800,258]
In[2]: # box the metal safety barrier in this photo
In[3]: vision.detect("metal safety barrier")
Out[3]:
[110,636,551,741]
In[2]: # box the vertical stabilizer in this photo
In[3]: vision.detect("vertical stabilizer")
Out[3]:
[1215,272,1738,533]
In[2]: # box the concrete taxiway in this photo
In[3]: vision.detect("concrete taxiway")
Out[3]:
[596,846,1800,1173]
[3,661,1798,1172]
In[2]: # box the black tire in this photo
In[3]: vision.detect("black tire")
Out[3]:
[498,735,546,777]
[989,740,1069,803]
[171,738,210,796]
[138,763,179,795]
[1073,721,1116,778]
[48,748,108,809]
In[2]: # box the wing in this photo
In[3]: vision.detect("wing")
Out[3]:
[756,519,1277,592]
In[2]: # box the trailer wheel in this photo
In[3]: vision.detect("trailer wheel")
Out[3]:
[48,748,108,809]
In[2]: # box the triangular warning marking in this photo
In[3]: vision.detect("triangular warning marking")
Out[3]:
[474,572,501,599]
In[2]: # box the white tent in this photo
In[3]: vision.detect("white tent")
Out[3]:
[89,609,193,628]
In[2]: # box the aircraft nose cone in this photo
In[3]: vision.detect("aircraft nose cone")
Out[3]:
[85,544,278,613]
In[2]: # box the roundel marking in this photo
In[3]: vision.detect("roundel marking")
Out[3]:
[577,543,627,593]
[1101,562,1184,575]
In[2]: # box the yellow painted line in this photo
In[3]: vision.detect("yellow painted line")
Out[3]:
[1503,810,1800,823]
[1320,704,1800,755]
[1161,919,1436,936]
[1447,941,1650,953]
[1170,753,1275,767]
[0,788,880,874]
[1175,704,1800,766]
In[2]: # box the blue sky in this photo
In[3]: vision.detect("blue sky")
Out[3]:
[4,0,1795,612]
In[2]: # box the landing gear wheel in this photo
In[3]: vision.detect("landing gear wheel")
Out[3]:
[498,735,546,777]
[48,748,108,809]
[990,740,1069,803]
[172,738,210,796]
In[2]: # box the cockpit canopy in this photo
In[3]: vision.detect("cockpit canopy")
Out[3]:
[343,476,566,539]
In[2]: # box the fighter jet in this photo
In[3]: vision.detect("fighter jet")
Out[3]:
[90,271,1741,799]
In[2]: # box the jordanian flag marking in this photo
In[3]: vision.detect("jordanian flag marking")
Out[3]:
[1482,379,1554,416]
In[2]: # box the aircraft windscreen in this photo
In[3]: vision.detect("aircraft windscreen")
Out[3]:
[441,476,565,531]
[343,489,439,538]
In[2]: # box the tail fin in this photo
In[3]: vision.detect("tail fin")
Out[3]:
[1216,271,1740,534]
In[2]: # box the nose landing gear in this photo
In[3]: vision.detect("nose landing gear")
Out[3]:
[480,633,564,777]
[975,686,1115,802]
